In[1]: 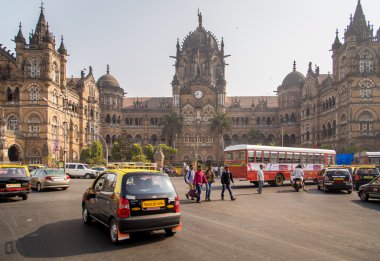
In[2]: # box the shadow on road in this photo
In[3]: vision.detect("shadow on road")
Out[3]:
[0,197,24,204]
[305,188,351,195]
[16,219,168,258]
[351,199,380,211]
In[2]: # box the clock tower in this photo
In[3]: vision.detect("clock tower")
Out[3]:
[171,10,227,163]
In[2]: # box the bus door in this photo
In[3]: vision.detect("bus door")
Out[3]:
[231,150,247,179]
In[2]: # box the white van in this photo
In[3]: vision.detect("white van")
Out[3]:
[65,163,98,179]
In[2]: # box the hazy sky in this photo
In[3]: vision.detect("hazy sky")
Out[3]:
[1,0,379,97]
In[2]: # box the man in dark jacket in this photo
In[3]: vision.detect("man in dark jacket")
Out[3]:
[221,166,236,201]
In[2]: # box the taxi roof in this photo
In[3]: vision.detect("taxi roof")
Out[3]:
[0,164,28,168]
[108,169,163,175]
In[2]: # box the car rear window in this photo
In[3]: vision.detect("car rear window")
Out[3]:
[45,169,65,175]
[326,170,350,177]
[356,168,379,175]
[0,167,27,177]
[123,173,175,196]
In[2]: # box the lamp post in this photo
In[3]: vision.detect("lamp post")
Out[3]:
[88,123,108,167]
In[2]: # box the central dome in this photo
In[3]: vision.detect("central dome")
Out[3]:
[97,65,120,89]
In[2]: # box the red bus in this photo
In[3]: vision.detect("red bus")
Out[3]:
[224,145,336,186]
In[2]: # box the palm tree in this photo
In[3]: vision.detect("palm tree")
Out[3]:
[160,112,183,147]
[211,111,231,162]
[247,128,265,145]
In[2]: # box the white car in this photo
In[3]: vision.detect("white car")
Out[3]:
[65,163,98,179]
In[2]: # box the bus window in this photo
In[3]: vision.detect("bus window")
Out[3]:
[234,151,245,161]
[327,155,334,165]
[225,152,233,161]
[307,154,314,163]
[248,151,254,163]
[314,154,320,164]
[294,153,300,163]
[270,152,278,163]
[286,152,293,163]
[279,152,286,163]
[301,153,307,163]
[263,151,270,163]
[256,151,262,163]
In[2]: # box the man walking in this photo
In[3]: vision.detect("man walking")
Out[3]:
[185,165,195,199]
[257,164,264,194]
[221,166,236,201]
[193,165,207,203]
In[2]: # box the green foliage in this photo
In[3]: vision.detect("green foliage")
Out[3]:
[321,144,333,150]
[247,128,265,145]
[80,141,105,165]
[160,112,183,146]
[143,144,155,162]
[130,143,143,157]
[80,147,91,162]
[159,144,177,159]
[111,142,122,161]
[210,112,232,135]
[131,154,148,163]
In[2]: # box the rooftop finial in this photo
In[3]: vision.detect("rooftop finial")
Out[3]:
[197,9,202,28]
[107,64,110,74]
[40,0,44,12]
[336,28,339,36]
[19,22,22,29]
[293,60,296,71]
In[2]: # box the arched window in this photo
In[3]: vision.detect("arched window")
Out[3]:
[290,113,296,123]
[14,88,19,101]
[358,111,374,136]
[28,113,41,133]
[52,62,59,83]
[223,134,231,147]
[28,84,40,101]
[184,133,191,143]
[52,90,58,106]
[106,114,111,123]
[340,56,347,80]
[322,124,326,138]
[117,116,121,124]
[327,122,332,137]
[7,87,13,101]
[112,135,117,143]
[105,134,111,144]
[196,133,201,143]
[52,116,58,139]
[29,57,41,78]
[28,149,42,164]
[135,134,142,145]
[207,134,213,143]
[266,117,271,125]
[7,116,19,130]
[306,131,310,141]
[232,134,240,145]
[256,117,260,125]
[359,49,374,73]
[151,134,158,145]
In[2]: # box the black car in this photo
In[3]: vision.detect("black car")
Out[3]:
[317,168,353,194]
[0,165,30,200]
[353,167,380,190]
[82,169,181,244]
[357,175,380,201]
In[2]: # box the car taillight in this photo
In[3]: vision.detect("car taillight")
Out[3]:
[174,195,180,213]
[66,175,71,181]
[118,197,130,218]
[45,176,52,181]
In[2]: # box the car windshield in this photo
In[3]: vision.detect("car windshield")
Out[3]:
[326,170,349,177]
[45,169,65,175]
[0,167,27,177]
[123,173,175,196]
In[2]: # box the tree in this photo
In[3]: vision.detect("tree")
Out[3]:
[247,129,265,145]
[111,142,122,161]
[143,144,155,162]
[159,143,177,161]
[210,111,231,161]
[160,112,183,147]
[131,143,143,158]
[80,141,105,165]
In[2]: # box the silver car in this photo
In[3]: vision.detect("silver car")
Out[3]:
[30,168,70,191]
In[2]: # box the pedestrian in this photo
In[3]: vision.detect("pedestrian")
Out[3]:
[185,165,195,199]
[193,165,208,203]
[221,166,236,201]
[257,164,265,194]
[205,165,215,201]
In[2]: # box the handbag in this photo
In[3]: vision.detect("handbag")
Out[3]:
[188,189,198,198]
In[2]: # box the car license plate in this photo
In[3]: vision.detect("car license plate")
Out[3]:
[334,177,344,181]
[142,200,165,208]
[6,183,21,188]
[53,178,64,181]
[364,176,373,179]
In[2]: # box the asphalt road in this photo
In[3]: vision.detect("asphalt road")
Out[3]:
[1,177,379,261]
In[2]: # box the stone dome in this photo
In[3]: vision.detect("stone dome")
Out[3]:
[282,70,305,87]
[97,65,120,88]
[182,27,219,51]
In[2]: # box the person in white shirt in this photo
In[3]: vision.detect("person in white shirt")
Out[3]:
[291,164,307,191]
[257,164,265,194]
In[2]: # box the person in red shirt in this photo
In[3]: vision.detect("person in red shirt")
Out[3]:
[193,165,208,203]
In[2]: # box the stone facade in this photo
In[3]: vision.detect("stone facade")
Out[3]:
[1,2,379,165]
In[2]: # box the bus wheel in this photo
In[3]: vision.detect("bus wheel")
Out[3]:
[273,174,284,187]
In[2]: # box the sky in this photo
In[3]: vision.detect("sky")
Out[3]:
[1,0,380,98]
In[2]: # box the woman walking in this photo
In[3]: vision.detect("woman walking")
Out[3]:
[205,166,215,201]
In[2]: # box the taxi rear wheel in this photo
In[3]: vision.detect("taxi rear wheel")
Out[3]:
[164,228,176,237]
[82,206,92,225]
[109,219,119,244]
[21,194,28,200]
[37,183,43,192]
[359,191,369,201]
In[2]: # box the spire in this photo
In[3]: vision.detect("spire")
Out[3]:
[176,38,180,57]
[221,37,224,54]
[43,22,54,44]
[58,35,67,55]
[31,1,49,45]
[293,60,296,71]
[332,29,342,50]
[15,22,26,44]
[197,9,202,28]
[106,64,110,74]
[345,0,372,40]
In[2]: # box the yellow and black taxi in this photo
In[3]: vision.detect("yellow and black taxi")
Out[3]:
[82,168,181,244]
[0,164,30,200]
[317,168,353,194]
[351,165,379,190]
[357,175,380,201]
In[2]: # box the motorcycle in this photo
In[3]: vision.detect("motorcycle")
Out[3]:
[292,178,303,192]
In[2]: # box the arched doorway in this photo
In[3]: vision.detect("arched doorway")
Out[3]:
[8,144,21,162]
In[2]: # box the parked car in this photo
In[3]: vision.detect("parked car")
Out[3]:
[30,168,70,191]
[0,164,30,200]
[317,168,353,194]
[351,166,380,190]
[91,167,107,177]
[357,175,380,201]
[65,163,98,179]
[82,169,181,244]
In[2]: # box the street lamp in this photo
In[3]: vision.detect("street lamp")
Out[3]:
[43,97,68,175]
[88,123,108,167]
